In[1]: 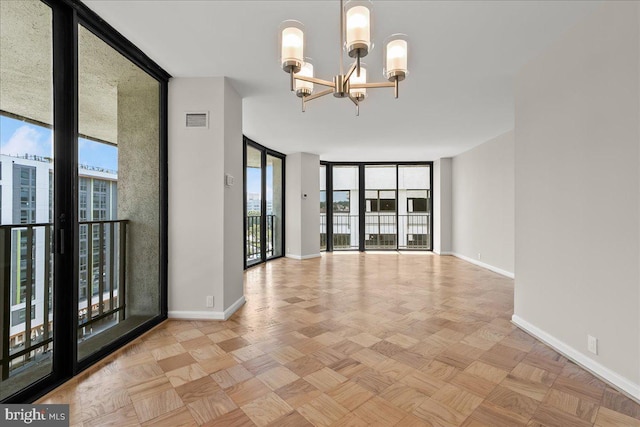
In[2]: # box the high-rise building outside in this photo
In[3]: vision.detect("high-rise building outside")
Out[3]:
[0,153,117,349]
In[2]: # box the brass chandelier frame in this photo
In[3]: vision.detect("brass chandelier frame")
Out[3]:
[282,0,406,115]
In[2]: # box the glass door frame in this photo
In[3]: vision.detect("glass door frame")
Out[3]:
[320,161,433,252]
[243,137,286,268]
[3,0,170,403]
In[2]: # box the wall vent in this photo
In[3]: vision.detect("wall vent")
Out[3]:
[185,112,208,128]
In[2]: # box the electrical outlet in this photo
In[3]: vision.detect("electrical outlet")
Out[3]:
[477,253,481,260]
[587,335,598,354]
[206,296,214,308]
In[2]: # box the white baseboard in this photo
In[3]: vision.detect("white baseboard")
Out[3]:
[512,314,640,403]
[286,253,321,260]
[223,295,246,319]
[450,252,514,278]
[169,296,246,321]
[435,250,453,256]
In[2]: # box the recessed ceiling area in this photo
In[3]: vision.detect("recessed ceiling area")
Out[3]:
[83,0,601,160]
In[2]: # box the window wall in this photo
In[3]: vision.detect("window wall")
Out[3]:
[320,162,432,252]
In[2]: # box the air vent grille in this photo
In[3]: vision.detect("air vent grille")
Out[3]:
[185,112,208,128]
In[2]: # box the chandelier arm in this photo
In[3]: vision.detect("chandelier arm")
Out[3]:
[344,61,358,82]
[350,82,395,89]
[294,75,335,88]
[304,88,334,102]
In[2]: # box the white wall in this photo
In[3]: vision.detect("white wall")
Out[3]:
[514,2,640,399]
[451,131,514,277]
[433,158,452,254]
[285,152,320,259]
[168,77,245,320]
[285,153,302,257]
[223,80,244,311]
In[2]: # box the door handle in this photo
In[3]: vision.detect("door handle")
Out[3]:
[59,213,66,255]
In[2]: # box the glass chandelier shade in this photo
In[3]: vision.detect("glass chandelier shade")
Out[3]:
[384,34,408,81]
[344,1,372,58]
[280,20,305,72]
[295,61,314,97]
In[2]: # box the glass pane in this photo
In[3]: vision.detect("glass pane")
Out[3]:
[319,165,326,251]
[266,155,283,259]
[398,165,431,249]
[332,166,359,250]
[333,191,350,212]
[0,0,54,399]
[365,166,397,249]
[245,145,262,265]
[77,24,160,361]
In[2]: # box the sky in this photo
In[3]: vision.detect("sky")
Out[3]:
[246,165,275,201]
[0,115,118,171]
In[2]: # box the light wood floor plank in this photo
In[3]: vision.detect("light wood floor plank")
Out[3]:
[34,254,640,426]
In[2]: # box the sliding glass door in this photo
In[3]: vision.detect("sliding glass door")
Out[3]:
[398,165,431,249]
[365,165,397,249]
[266,154,283,259]
[76,24,162,362]
[0,0,168,402]
[244,138,285,267]
[332,166,360,250]
[245,145,262,265]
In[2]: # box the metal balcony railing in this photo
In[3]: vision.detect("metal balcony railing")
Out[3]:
[319,213,431,250]
[246,215,275,262]
[320,212,327,251]
[332,214,360,250]
[77,220,128,335]
[0,220,127,381]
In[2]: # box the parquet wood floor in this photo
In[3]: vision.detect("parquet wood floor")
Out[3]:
[37,253,640,426]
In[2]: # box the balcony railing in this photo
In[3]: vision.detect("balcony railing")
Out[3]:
[246,215,275,263]
[77,220,128,339]
[0,220,127,381]
[320,212,327,251]
[333,214,360,250]
[320,213,431,250]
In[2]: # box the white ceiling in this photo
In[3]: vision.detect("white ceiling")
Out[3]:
[83,0,601,161]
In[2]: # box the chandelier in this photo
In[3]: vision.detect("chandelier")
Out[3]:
[279,0,409,115]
